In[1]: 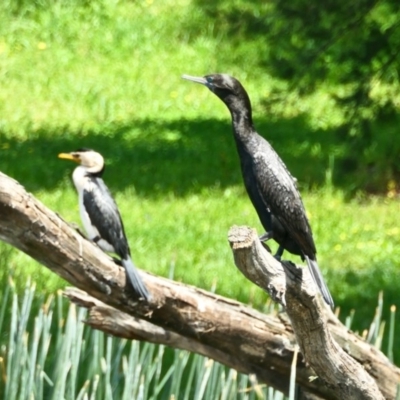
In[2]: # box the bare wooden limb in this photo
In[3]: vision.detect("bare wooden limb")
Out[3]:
[228,226,286,305]
[228,226,385,400]
[0,171,398,399]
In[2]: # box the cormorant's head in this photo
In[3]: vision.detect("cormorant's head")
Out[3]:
[58,148,105,175]
[182,73,252,119]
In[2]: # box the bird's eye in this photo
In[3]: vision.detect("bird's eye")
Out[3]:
[206,76,214,84]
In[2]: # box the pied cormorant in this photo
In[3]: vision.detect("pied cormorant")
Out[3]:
[59,148,150,301]
[182,73,333,307]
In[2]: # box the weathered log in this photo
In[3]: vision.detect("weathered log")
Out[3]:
[229,226,385,399]
[0,171,398,399]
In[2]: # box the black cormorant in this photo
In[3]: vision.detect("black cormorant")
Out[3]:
[182,74,333,307]
[58,149,150,301]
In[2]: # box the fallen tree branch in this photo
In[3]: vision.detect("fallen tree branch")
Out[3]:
[229,226,386,399]
[0,171,398,399]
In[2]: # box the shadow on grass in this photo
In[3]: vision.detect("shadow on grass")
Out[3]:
[0,115,344,195]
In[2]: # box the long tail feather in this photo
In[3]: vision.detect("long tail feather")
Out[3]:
[305,256,334,307]
[122,257,151,301]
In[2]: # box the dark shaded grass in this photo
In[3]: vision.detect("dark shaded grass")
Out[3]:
[1,116,342,196]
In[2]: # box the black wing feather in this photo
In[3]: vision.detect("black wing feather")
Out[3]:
[83,178,130,259]
[251,138,317,258]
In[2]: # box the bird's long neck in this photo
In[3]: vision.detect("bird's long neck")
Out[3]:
[225,99,261,164]
[223,93,255,143]
[231,110,255,142]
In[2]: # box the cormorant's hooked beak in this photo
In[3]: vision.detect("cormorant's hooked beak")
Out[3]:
[182,75,208,86]
[58,153,80,163]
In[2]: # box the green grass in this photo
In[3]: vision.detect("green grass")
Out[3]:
[0,0,399,365]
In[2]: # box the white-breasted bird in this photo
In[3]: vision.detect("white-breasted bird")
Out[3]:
[58,148,150,301]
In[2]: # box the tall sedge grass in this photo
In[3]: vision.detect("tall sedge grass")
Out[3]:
[0,278,291,399]
[0,275,395,399]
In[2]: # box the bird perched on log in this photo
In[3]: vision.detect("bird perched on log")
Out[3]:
[182,73,333,307]
[58,149,150,301]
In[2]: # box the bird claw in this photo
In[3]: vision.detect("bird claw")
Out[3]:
[112,257,123,267]
[259,231,272,242]
[261,241,272,253]
[273,253,282,261]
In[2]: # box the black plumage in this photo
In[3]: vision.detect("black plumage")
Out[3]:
[82,179,130,256]
[182,73,333,307]
[58,149,150,301]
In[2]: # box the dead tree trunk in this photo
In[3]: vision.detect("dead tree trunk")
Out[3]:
[0,171,397,399]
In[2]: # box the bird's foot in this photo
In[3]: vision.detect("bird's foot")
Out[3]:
[259,231,272,242]
[274,245,285,261]
[112,257,123,267]
[261,242,272,253]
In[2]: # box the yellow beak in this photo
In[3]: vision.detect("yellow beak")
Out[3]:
[58,153,80,163]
